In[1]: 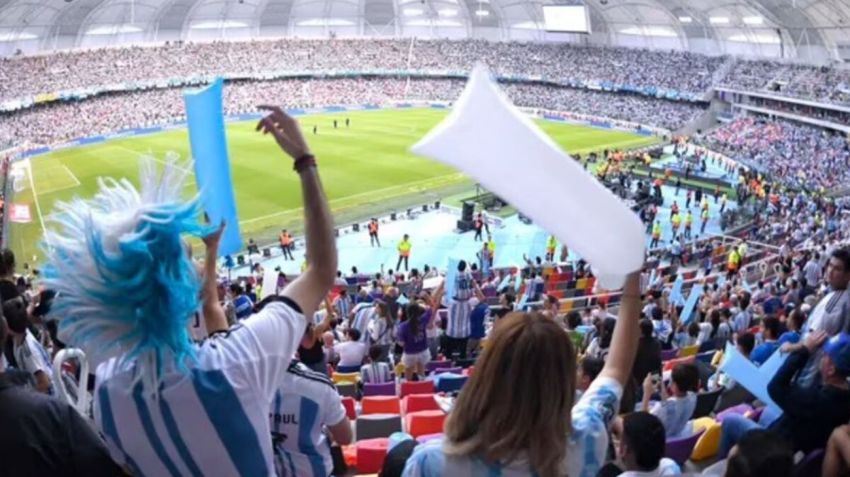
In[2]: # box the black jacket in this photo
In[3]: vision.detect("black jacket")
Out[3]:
[0,373,123,477]
[767,347,850,453]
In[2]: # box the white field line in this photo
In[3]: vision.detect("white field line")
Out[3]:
[25,159,47,245]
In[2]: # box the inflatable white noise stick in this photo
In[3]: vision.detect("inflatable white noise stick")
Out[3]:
[411,65,645,288]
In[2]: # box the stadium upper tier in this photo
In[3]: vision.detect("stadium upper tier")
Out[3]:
[1,39,848,108]
[0,77,703,148]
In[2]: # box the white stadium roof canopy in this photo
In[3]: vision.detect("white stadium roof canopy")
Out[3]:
[0,0,848,61]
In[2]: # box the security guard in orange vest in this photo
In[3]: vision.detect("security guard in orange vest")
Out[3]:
[368,218,380,247]
[396,234,412,272]
[279,229,294,260]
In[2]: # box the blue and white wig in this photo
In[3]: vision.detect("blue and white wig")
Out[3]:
[43,156,212,386]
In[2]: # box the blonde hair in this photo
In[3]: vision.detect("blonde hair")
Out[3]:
[443,312,576,477]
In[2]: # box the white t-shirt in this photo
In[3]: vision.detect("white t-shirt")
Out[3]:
[270,361,347,477]
[13,329,54,389]
[402,376,623,477]
[617,458,681,476]
[94,300,306,477]
[649,392,697,438]
[334,341,368,368]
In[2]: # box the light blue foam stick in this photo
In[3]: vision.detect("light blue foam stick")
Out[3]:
[669,274,684,305]
[719,341,787,416]
[679,284,703,325]
[183,77,242,256]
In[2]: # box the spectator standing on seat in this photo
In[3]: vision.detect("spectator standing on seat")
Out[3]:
[368,300,395,362]
[402,272,643,477]
[632,319,663,391]
[269,359,352,477]
[398,284,443,381]
[445,278,486,360]
[41,106,337,476]
[230,282,254,320]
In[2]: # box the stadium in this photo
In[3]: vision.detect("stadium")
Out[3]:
[1,0,850,476]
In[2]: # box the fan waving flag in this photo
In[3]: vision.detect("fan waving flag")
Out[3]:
[411,65,644,289]
[183,77,242,256]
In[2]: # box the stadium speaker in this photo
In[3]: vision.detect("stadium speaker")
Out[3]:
[237,255,245,266]
[434,200,441,209]
[407,208,412,217]
[422,204,428,212]
[352,223,360,232]
[461,201,474,222]
[457,219,473,232]
[335,228,340,237]
[263,248,271,258]
[518,214,533,225]
[391,212,397,221]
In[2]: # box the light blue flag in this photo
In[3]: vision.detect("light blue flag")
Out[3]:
[679,284,703,325]
[183,78,242,256]
[445,257,461,300]
[669,274,684,305]
[498,273,513,291]
[719,342,787,416]
[514,273,523,292]
[742,279,752,293]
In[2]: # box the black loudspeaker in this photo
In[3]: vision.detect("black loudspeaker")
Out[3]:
[457,219,473,232]
[518,214,532,225]
[237,255,245,266]
[391,212,397,221]
[334,228,340,237]
[352,223,360,232]
[263,248,271,258]
[422,204,428,212]
[434,200,441,209]
[407,208,412,216]
[461,201,474,222]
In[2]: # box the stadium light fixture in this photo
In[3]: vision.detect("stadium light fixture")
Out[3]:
[403,7,424,16]
[678,16,692,23]
[189,20,248,29]
[709,16,730,24]
[475,9,489,16]
[438,8,458,17]
[0,31,37,41]
[742,15,763,25]
[85,24,143,35]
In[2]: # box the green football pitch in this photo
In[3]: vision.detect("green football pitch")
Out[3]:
[8,108,660,262]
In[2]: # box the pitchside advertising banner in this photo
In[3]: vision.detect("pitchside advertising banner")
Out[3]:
[9,203,31,223]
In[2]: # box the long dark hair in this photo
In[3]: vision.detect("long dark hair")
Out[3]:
[406,303,424,337]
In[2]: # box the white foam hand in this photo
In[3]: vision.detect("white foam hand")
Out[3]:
[411,65,645,288]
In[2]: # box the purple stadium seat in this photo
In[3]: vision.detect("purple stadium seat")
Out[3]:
[363,382,396,397]
[665,429,705,466]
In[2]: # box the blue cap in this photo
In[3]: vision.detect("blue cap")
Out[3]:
[823,333,850,376]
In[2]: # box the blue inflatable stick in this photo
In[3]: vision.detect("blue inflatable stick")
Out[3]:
[183,78,242,256]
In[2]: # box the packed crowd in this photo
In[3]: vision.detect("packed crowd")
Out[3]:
[698,117,850,191]
[0,76,704,146]
[5,102,850,477]
[0,39,725,104]
[718,59,850,106]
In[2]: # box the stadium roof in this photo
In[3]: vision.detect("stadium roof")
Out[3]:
[0,0,848,61]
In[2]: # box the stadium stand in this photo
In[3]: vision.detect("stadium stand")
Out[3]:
[4,2,850,476]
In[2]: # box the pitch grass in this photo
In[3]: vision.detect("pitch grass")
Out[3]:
[9,108,660,263]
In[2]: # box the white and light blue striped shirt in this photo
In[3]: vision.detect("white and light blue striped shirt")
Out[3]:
[401,376,622,477]
[270,361,347,477]
[350,303,376,343]
[93,299,306,477]
[446,298,479,339]
[334,294,353,319]
[360,362,393,384]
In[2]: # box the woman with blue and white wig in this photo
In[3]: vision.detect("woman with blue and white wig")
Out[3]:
[43,106,337,476]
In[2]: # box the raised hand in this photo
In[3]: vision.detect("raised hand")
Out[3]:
[255,105,311,160]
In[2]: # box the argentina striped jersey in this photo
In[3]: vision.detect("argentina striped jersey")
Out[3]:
[93,299,306,477]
